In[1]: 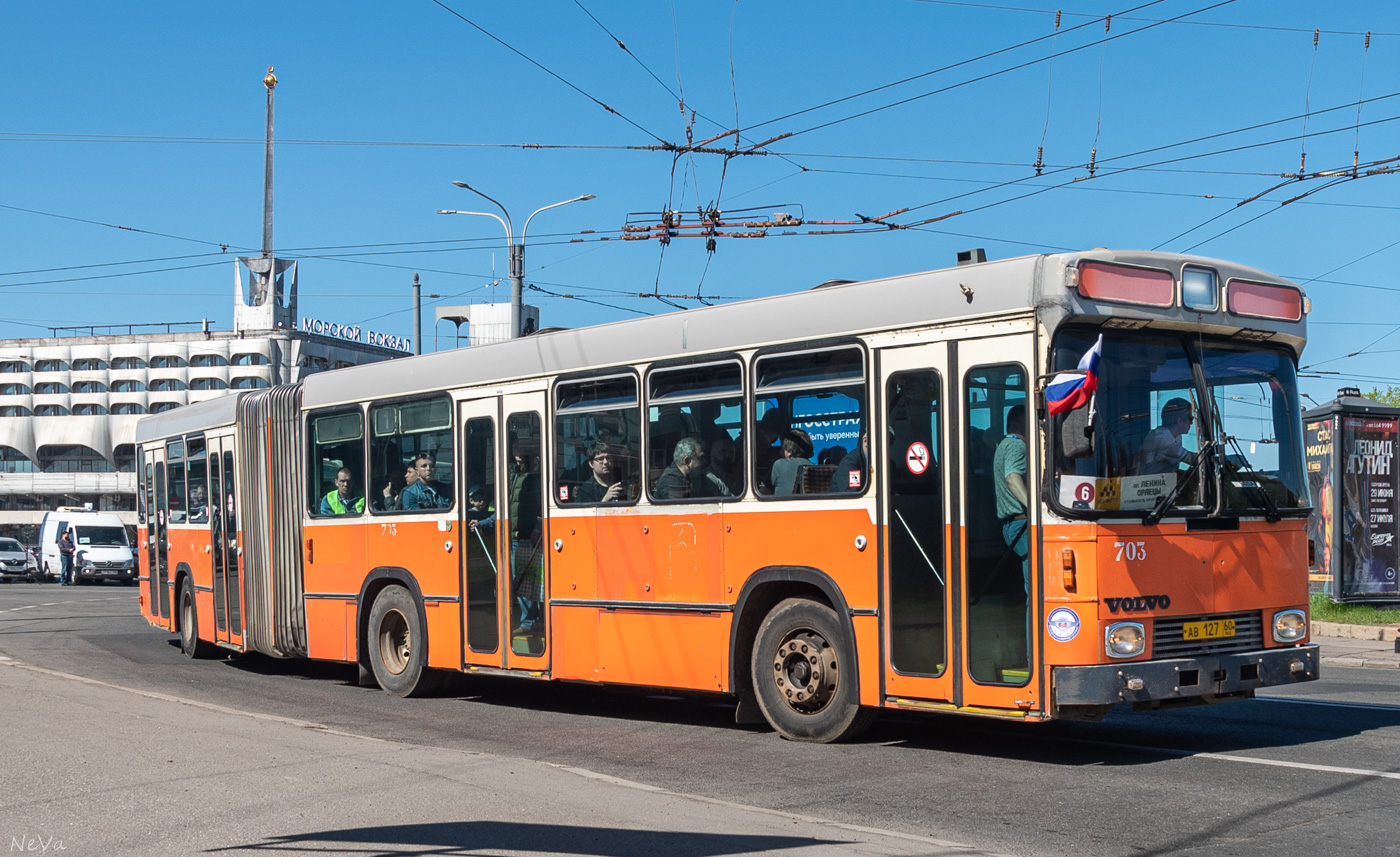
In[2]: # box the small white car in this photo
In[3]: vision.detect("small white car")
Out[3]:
[0,537,35,583]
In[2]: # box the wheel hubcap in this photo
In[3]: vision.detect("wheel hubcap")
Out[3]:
[771,629,837,714]
[378,609,411,675]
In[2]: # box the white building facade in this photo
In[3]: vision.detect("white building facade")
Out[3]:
[0,260,407,541]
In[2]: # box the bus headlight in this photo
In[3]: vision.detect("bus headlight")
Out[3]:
[1106,622,1146,659]
[1272,609,1307,642]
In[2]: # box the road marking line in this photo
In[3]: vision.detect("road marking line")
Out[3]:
[1056,735,1400,782]
[0,659,390,740]
[1258,696,1400,712]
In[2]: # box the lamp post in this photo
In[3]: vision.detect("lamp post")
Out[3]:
[437,182,595,339]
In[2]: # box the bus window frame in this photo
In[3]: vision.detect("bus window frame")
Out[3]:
[366,393,456,516]
[552,368,644,508]
[1045,327,1206,522]
[749,339,870,502]
[1044,328,1309,522]
[644,356,747,504]
[306,405,368,519]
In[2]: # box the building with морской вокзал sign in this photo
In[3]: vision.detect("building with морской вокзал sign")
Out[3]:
[0,258,408,544]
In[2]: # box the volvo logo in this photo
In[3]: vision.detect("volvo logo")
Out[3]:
[1105,595,1171,613]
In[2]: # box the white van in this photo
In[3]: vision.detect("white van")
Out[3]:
[39,510,137,585]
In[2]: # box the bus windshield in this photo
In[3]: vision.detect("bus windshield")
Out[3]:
[1051,329,1307,518]
[75,526,129,547]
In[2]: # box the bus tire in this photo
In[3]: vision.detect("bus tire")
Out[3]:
[751,598,875,743]
[178,579,213,659]
[367,586,441,698]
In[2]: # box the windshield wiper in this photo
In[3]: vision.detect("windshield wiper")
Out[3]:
[1222,433,1282,523]
[1144,439,1214,526]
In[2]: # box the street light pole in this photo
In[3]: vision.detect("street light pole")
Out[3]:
[438,182,594,339]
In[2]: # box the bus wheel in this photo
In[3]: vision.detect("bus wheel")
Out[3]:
[367,586,441,698]
[751,598,875,743]
[179,579,213,659]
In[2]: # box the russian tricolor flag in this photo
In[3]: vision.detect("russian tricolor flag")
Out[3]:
[1045,334,1103,416]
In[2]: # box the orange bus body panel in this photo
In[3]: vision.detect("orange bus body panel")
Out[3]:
[550,605,600,681]
[305,598,351,662]
[597,611,728,690]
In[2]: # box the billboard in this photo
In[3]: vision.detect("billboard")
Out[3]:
[1337,416,1399,598]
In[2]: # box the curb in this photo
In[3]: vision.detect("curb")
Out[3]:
[1321,655,1400,669]
[1311,621,1400,642]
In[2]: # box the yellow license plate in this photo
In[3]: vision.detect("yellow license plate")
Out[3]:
[1182,619,1236,641]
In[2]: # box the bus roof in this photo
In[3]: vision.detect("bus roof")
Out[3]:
[134,391,245,443]
[302,249,1302,410]
[133,248,1304,438]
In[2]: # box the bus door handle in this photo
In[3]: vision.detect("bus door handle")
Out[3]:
[307,539,313,564]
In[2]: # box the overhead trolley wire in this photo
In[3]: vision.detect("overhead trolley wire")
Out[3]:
[743,0,1168,134]
[429,0,669,145]
[739,0,1234,143]
[904,1,1400,37]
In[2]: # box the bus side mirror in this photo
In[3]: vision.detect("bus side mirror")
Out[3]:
[1060,407,1095,459]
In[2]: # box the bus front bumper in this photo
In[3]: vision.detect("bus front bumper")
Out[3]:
[1052,644,1319,709]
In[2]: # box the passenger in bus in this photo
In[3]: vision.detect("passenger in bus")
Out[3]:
[993,405,1030,588]
[653,437,722,499]
[770,428,814,495]
[829,430,868,492]
[189,483,210,523]
[706,434,742,496]
[1138,398,1198,475]
[401,453,448,510]
[320,467,365,515]
[754,410,786,492]
[466,485,493,522]
[376,463,418,512]
[507,443,544,632]
[576,441,625,503]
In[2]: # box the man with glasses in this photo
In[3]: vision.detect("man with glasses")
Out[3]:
[320,467,365,515]
[1139,397,1199,475]
[576,441,625,503]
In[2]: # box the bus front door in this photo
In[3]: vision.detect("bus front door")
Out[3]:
[878,342,955,706]
[956,334,1040,715]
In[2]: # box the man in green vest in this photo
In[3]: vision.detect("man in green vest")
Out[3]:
[320,467,365,516]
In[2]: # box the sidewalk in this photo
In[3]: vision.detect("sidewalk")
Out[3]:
[1313,621,1400,670]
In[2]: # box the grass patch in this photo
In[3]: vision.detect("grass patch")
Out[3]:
[1310,592,1400,626]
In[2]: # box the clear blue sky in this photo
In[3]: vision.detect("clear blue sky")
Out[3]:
[2,1,1396,406]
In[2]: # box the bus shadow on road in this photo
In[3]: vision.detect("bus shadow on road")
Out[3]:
[867,697,1400,765]
[209,821,842,856]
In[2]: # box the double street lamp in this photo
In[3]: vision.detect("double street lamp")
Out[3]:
[437,181,595,340]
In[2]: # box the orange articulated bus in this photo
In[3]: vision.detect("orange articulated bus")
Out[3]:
[134,249,1318,742]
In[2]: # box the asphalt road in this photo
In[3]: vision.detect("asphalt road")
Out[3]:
[2,582,1398,857]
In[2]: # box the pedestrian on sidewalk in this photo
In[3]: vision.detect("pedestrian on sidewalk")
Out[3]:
[59,529,75,586]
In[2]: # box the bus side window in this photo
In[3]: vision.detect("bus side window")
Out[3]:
[166,439,187,523]
[186,436,208,524]
[647,361,745,501]
[369,397,454,514]
[752,347,866,498]
[553,375,641,505]
[308,409,366,517]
